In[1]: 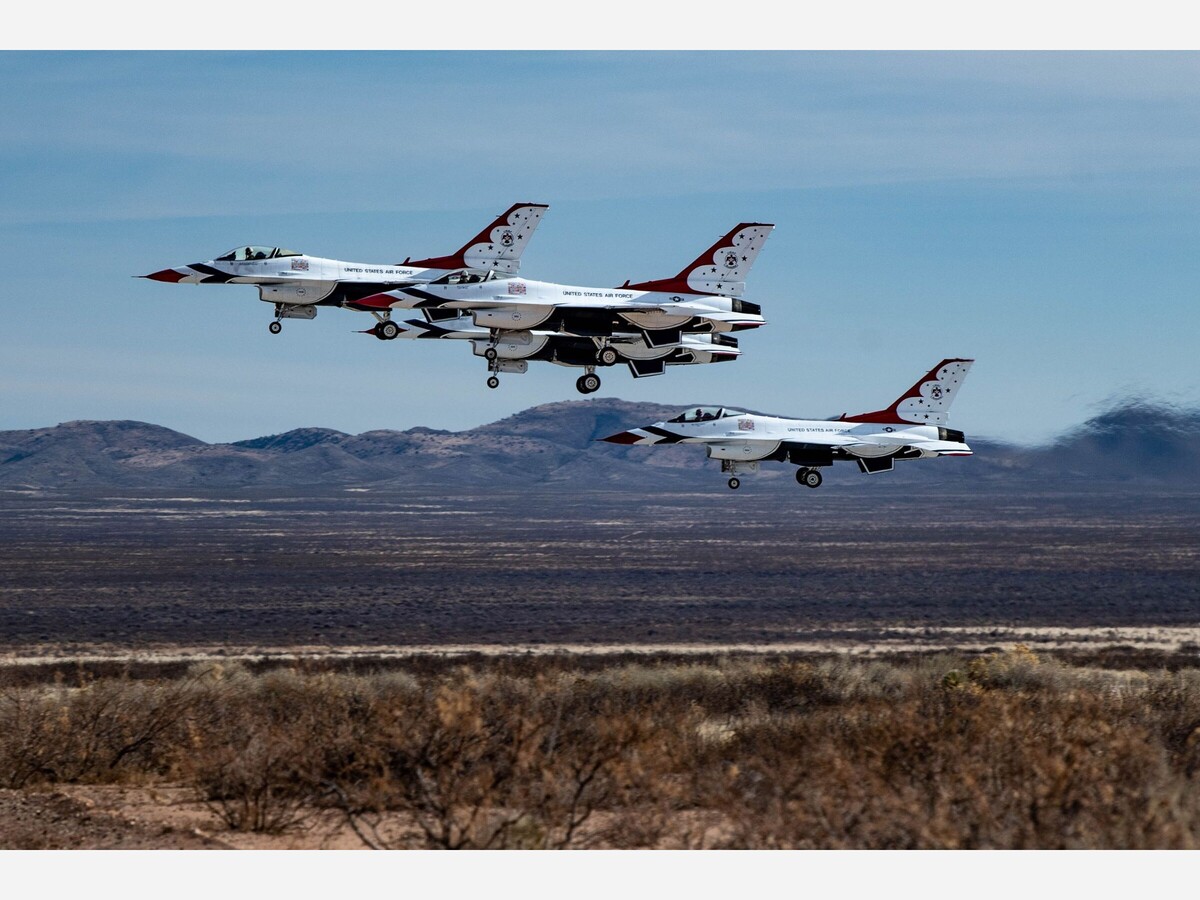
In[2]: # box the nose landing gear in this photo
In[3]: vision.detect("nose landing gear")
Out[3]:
[727,476,741,490]
[268,320,282,335]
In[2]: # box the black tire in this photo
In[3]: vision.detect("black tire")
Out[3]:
[598,347,619,366]
[379,321,399,340]
[268,321,282,335]
[581,373,601,393]
[802,469,823,489]
[484,347,498,362]
[486,376,500,389]
[727,477,740,490]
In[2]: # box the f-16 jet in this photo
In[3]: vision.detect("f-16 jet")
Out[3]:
[138,203,548,334]
[380,313,741,393]
[355,222,774,392]
[602,358,974,490]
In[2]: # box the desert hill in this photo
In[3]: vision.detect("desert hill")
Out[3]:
[2,399,1198,491]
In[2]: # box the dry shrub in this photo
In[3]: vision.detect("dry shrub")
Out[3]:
[698,670,1197,849]
[0,672,203,788]
[188,728,316,833]
[178,666,396,834]
[3,651,1200,848]
[967,644,1060,692]
[323,672,666,849]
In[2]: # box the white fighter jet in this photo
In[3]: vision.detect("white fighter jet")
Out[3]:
[602,358,974,490]
[382,313,741,393]
[138,203,548,334]
[354,222,774,392]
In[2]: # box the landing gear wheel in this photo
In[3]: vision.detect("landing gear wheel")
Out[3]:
[484,347,498,362]
[597,347,619,366]
[378,320,399,340]
[486,376,500,390]
[727,477,741,490]
[576,373,601,394]
[796,468,823,489]
[268,321,282,335]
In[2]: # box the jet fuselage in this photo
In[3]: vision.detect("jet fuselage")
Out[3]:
[362,277,765,337]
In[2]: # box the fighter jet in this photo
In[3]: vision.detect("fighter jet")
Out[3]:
[355,222,773,392]
[382,313,741,392]
[602,359,974,490]
[138,203,548,334]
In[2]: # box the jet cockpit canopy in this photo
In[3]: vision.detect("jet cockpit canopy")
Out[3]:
[215,246,303,262]
[430,270,503,286]
[668,406,744,423]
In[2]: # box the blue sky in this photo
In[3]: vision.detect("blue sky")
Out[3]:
[2,51,1198,444]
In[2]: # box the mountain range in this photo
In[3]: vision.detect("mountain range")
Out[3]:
[2,399,1198,492]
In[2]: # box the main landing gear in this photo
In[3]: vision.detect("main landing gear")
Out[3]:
[366,312,399,340]
[575,368,601,395]
[795,467,823,489]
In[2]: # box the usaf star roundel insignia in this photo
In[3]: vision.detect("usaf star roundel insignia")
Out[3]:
[669,295,684,303]
[724,251,738,269]
[501,230,515,247]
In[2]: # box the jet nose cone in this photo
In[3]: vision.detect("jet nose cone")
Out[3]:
[142,268,190,283]
[600,430,641,444]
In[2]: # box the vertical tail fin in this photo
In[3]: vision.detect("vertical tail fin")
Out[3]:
[841,359,974,426]
[405,202,549,273]
[624,223,774,296]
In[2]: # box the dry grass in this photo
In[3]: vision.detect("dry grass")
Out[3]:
[3,649,1200,848]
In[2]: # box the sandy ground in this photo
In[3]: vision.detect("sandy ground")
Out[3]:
[3,625,1200,668]
[0,785,378,850]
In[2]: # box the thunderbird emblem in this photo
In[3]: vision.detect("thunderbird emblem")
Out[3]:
[931,385,944,400]
[500,230,515,247]
[724,251,738,269]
